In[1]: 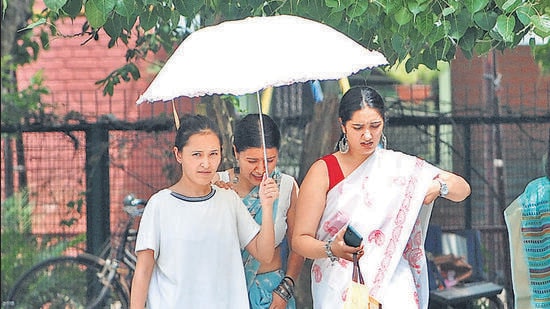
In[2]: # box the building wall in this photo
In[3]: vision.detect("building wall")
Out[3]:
[16,9,154,120]
[451,46,549,113]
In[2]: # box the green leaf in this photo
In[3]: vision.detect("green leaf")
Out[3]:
[494,0,506,9]
[44,0,68,12]
[325,10,344,27]
[139,9,156,31]
[326,0,350,12]
[391,34,408,59]
[62,0,83,18]
[127,63,141,80]
[439,38,456,60]
[85,0,116,28]
[459,27,477,51]
[115,0,136,17]
[442,6,455,17]
[383,0,401,15]
[464,0,489,14]
[341,0,355,9]
[325,0,340,8]
[416,12,435,36]
[325,0,339,9]
[103,14,123,38]
[347,2,368,19]
[421,50,437,70]
[156,5,172,21]
[473,11,497,31]
[489,28,503,40]
[431,19,450,42]
[405,56,418,73]
[170,10,181,30]
[120,14,138,32]
[407,0,429,16]
[474,35,493,55]
[19,18,47,32]
[515,5,534,26]
[531,14,550,36]
[39,30,50,50]
[174,0,203,17]
[460,45,474,59]
[449,9,472,40]
[249,0,264,8]
[395,7,412,26]
[501,0,521,13]
[495,15,516,42]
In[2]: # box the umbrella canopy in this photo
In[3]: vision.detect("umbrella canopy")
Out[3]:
[136,14,388,104]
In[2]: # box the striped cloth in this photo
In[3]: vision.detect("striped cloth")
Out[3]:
[519,176,550,308]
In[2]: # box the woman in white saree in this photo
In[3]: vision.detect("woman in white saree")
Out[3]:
[292,86,471,309]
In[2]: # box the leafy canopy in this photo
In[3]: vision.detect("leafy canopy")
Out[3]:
[18,0,550,94]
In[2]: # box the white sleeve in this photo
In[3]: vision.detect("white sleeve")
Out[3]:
[232,194,261,249]
[135,193,161,259]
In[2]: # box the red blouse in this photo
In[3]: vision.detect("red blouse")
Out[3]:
[320,154,345,191]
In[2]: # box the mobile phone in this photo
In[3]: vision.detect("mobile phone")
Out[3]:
[344,225,363,247]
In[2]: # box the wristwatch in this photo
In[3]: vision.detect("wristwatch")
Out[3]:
[437,178,449,197]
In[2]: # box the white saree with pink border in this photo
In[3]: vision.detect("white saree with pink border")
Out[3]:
[311,149,440,309]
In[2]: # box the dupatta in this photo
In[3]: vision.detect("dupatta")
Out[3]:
[518,176,550,307]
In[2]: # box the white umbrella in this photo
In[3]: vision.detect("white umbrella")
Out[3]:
[136,14,388,171]
[136,14,387,103]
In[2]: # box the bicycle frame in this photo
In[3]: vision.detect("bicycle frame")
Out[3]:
[3,194,146,309]
[86,194,145,307]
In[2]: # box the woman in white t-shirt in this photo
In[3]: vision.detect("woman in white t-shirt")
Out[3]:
[130,114,278,309]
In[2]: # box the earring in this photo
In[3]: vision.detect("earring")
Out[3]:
[380,133,387,149]
[338,134,349,154]
[232,166,240,184]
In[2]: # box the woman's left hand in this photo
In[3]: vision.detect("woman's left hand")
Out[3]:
[213,180,233,189]
[423,178,441,204]
[270,292,288,309]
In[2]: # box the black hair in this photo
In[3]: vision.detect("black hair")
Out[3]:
[335,86,386,151]
[174,114,222,150]
[233,113,281,153]
[338,86,386,123]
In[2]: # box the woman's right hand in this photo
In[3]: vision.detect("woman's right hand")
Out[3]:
[331,227,365,262]
[259,174,279,208]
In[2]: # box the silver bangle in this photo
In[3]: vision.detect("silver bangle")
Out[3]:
[274,277,294,302]
[324,239,338,262]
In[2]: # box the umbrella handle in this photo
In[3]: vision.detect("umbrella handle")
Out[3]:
[172,100,181,129]
[339,77,350,93]
[256,92,269,176]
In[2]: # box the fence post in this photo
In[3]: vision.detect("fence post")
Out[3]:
[85,124,110,255]
[464,124,472,230]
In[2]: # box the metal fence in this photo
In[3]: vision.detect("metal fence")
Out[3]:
[1,82,549,306]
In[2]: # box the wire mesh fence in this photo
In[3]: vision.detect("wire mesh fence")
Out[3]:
[1,81,549,306]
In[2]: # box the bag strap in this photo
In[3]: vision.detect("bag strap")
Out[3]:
[352,253,365,284]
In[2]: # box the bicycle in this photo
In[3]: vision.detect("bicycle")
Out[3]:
[3,194,147,309]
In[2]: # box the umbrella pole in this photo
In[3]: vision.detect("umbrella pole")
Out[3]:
[256,92,269,177]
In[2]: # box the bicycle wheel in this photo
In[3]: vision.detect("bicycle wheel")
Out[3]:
[6,254,128,309]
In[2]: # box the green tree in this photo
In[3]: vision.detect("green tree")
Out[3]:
[2,0,548,96]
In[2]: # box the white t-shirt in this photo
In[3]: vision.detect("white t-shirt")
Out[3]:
[135,187,260,309]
